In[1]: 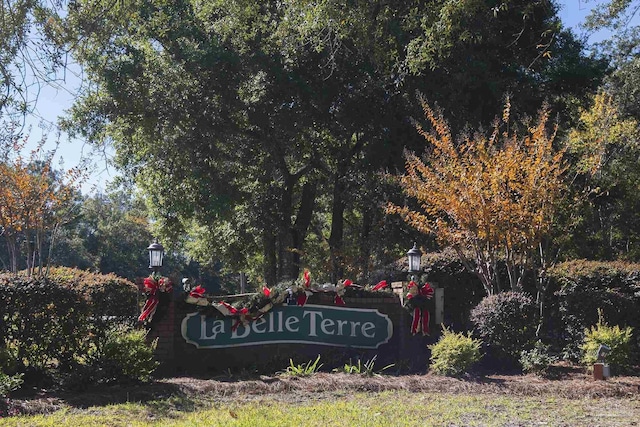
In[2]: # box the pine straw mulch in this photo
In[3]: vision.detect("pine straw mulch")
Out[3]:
[168,371,640,401]
[6,364,640,416]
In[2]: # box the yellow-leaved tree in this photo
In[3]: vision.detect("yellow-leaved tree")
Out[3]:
[0,136,84,276]
[564,92,639,259]
[387,95,566,296]
[567,92,638,176]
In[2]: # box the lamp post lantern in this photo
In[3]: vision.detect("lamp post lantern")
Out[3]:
[147,241,164,272]
[407,242,422,274]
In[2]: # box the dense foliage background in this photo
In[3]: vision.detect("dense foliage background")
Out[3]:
[2,0,638,288]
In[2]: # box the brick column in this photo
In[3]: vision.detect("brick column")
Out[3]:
[147,293,176,376]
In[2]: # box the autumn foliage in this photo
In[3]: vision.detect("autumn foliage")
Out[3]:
[388,95,566,295]
[0,137,84,275]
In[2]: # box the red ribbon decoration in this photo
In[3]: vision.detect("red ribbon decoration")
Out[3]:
[138,277,160,323]
[231,308,252,331]
[189,285,206,298]
[295,270,313,306]
[219,301,238,315]
[406,281,434,336]
[372,280,388,291]
[410,307,431,336]
[297,292,309,306]
[334,279,353,305]
[303,270,311,288]
[420,282,434,298]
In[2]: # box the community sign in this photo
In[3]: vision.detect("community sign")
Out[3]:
[181,304,393,349]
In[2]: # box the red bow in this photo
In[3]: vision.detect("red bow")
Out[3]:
[303,270,311,288]
[411,307,431,336]
[139,277,160,323]
[189,285,206,298]
[406,281,434,336]
[420,282,434,298]
[372,280,387,291]
[334,279,353,306]
[297,292,310,306]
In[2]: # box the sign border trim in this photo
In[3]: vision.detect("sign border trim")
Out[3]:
[181,304,393,350]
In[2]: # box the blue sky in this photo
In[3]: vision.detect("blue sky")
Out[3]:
[559,0,595,31]
[22,0,616,194]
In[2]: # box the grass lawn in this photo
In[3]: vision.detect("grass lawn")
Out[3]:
[2,390,640,426]
[2,372,639,426]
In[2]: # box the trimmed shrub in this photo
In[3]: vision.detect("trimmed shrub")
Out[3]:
[0,268,139,384]
[581,313,634,375]
[520,340,557,375]
[91,324,158,384]
[428,327,482,376]
[45,267,139,319]
[548,260,640,361]
[470,291,537,362]
[0,275,92,373]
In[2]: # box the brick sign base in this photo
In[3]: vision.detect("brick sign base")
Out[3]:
[148,292,436,375]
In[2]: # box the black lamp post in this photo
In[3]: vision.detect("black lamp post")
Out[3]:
[407,242,422,274]
[147,241,164,273]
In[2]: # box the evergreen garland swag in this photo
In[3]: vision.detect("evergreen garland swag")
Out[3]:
[184,271,392,326]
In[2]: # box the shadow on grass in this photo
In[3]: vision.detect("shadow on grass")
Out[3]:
[60,381,187,409]
[8,380,195,416]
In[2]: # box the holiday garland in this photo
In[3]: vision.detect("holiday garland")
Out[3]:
[184,270,392,330]
[183,271,436,336]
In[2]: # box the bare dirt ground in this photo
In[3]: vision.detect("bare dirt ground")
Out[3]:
[6,364,640,416]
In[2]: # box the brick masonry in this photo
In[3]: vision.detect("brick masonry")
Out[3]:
[150,291,438,376]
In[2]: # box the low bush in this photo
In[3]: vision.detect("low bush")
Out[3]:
[0,276,92,373]
[90,324,158,384]
[45,267,138,319]
[0,268,140,387]
[520,341,557,376]
[428,327,482,376]
[581,312,634,374]
[470,291,537,363]
[548,260,640,361]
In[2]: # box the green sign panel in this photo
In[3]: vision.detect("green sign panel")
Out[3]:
[181,304,393,349]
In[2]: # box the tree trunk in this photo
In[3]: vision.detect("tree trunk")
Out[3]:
[359,208,373,281]
[329,174,345,282]
[263,231,277,287]
[5,236,17,273]
[25,230,32,277]
[288,180,317,279]
[277,173,295,282]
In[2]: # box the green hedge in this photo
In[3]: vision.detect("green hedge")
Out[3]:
[547,260,640,361]
[0,268,138,379]
[45,267,139,318]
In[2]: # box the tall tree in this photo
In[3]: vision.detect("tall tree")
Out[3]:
[583,0,640,119]
[388,96,566,295]
[63,0,603,284]
[0,0,68,128]
[563,91,640,260]
[0,135,83,275]
[69,189,155,280]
